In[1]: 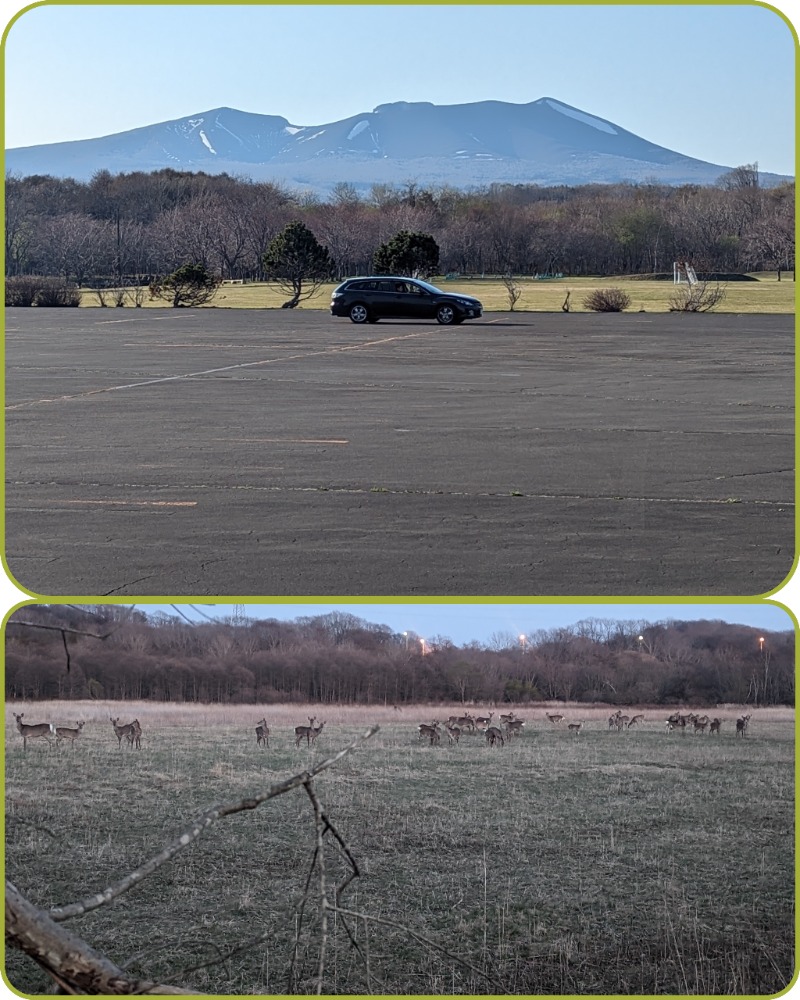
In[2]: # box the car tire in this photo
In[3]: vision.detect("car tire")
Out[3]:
[349,303,370,324]
[436,304,457,325]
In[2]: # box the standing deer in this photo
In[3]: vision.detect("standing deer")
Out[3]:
[454,713,475,732]
[628,714,645,728]
[546,713,564,725]
[13,713,55,751]
[485,725,505,747]
[736,714,751,738]
[567,721,583,733]
[295,719,325,748]
[128,719,142,749]
[55,721,85,748]
[475,711,494,729]
[110,717,139,749]
[418,722,441,745]
[444,722,461,744]
[255,718,269,748]
[505,719,526,738]
[709,718,722,735]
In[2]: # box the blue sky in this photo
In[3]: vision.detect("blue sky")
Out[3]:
[3,3,796,175]
[137,602,794,644]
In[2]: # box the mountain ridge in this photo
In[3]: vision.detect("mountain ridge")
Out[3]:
[6,97,790,192]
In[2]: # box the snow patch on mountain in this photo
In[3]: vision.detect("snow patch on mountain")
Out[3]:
[545,100,617,135]
[347,120,371,140]
[199,131,217,154]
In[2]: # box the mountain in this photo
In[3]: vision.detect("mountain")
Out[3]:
[5,97,789,192]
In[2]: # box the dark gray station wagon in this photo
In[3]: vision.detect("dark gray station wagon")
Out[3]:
[330,276,483,325]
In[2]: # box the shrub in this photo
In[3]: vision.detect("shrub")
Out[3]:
[669,282,727,313]
[7,276,81,307]
[582,288,631,312]
[6,276,43,306]
[33,278,82,307]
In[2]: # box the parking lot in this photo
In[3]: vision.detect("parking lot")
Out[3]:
[5,308,794,597]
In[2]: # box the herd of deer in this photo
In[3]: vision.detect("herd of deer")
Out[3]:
[10,709,756,751]
[12,713,142,750]
[418,710,528,747]
[254,716,326,748]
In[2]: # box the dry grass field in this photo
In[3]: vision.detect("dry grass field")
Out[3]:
[78,273,796,314]
[5,701,794,995]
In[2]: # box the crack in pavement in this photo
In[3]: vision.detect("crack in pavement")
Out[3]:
[7,479,794,507]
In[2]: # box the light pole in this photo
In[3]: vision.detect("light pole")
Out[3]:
[519,634,527,653]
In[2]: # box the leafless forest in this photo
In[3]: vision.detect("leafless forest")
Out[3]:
[6,605,793,708]
[6,165,794,284]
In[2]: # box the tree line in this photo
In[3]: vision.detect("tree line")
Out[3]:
[5,163,795,286]
[6,605,793,708]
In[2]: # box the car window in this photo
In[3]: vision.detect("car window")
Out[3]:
[394,282,409,293]
[378,281,394,292]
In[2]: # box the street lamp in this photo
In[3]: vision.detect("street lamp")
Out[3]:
[759,636,766,654]
[519,633,527,652]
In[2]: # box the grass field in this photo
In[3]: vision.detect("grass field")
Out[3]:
[78,273,797,314]
[5,701,794,995]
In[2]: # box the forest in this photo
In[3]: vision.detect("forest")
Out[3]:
[5,605,794,708]
[5,164,795,284]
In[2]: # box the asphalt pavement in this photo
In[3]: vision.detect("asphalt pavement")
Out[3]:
[5,308,794,596]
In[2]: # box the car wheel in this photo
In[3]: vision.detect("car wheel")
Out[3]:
[436,304,457,325]
[349,303,370,324]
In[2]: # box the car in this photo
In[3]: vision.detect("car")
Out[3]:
[330,276,483,325]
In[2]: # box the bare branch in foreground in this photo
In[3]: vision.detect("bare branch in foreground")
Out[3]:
[47,726,379,923]
[5,881,199,995]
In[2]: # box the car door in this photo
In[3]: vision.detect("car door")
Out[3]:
[405,281,435,319]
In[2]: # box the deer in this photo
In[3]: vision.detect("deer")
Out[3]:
[505,719,525,738]
[736,714,751,738]
[418,721,441,745]
[444,722,461,745]
[709,718,722,735]
[666,713,687,735]
[55,720,85,748]
[546,712,564,725]
[295,719,325,748]
[13,712,55,751]
[475,711,494,729]
[485,725,505,747]
[628,714,645,728]
[453,712,475,732]
[608,711,622,730]
[693,716,710,734]
[499,711,517,725]
[110,717,139,749]
[255,718,269,748]
[567,721,583,733]
[128,719,142,749]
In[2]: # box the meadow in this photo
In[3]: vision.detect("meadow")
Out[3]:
[5,701,794,995]
[78,273,796,314]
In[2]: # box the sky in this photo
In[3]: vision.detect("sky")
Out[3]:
[134,602,794,645]
[3,3,796,176]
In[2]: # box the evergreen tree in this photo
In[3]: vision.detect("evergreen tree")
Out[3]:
[373,230,440,278]
[152,263,220,307]
[262,221,332,308]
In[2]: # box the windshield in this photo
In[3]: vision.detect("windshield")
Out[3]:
[413,279,445,294]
